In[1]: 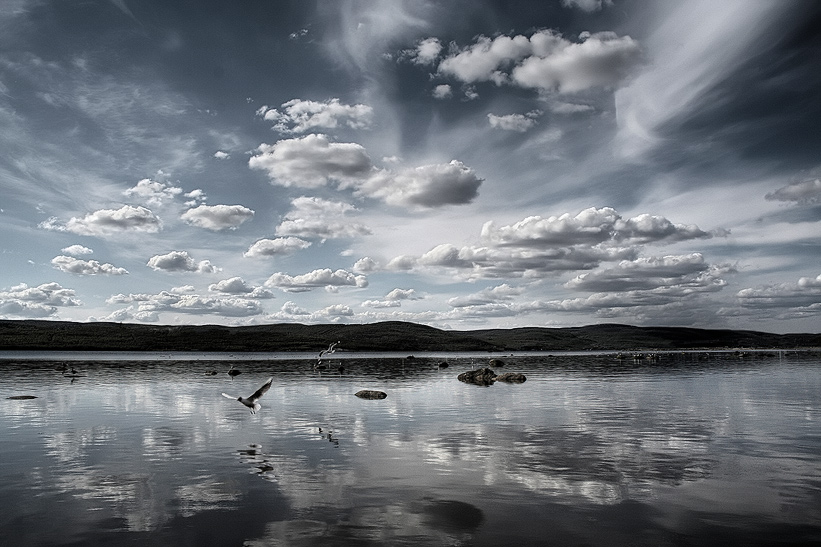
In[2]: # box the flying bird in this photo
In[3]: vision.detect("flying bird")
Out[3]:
[227,364,242,377]
[317,341,340,368]
[222,377,273,414]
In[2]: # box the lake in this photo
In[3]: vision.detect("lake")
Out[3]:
[1,350,820,546]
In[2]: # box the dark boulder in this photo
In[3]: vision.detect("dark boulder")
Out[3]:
[355,390,387,400]
[488,358,505,367]
[494,372,527,383]
[457,367,497,386]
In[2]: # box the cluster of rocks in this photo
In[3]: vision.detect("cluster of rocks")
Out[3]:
[457,360,527,386]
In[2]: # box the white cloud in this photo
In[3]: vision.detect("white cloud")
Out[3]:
[765,179,821,204]
[432,84,452,99]
[61,244,93,256]
[736,273,821,313]
[385,288,418,301]
[435,29,641,94]
[249,134,374,188]
[180,204,254,231]
[123,179,183,207]
[487,111,541,132]
[213,150,230,160]
[244,237,312,258]
[106,290,264,318]
[256,98,373,133]
[355,160,482,208]
[264,268,368,292]
[40,205,162,236]
[250,135,482,209]
[561,0,612,12]
[146,251,217,273]
[51,255,129,275]
[275,196,371,240]
[409,37,443,65]
[353,256,379,273]
[448,284,520,307]
[208,277,275,299]
[481,207,710,248]
[0,282,81,317]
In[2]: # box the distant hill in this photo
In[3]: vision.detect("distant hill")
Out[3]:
[0,319,818,352]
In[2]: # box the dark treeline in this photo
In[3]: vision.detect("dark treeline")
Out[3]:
[1,319,819,352]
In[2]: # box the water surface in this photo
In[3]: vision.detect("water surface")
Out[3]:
[1,352,819,546]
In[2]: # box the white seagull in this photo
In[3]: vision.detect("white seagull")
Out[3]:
[222,377,273,414]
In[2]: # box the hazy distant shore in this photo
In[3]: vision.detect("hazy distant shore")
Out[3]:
[1,319,819,353]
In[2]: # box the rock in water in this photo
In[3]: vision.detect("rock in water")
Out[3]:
[494,372,527,383]
[457,367,497,386]
[7,395,37,400]
[355,390,387,400]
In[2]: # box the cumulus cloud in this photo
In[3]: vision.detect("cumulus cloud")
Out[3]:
[432,84,452,99]
[181,204,254,231]
[244,237,312,258]
[51,255,129,275]
[146,251,218,273]
[407,37,443,65]
[123,179,183,207]
[106,290,264,319]
[481,207,711,248]
[353,256,379,273]
[355,160,482,208]
[256,98,373,133]
[487,111,541,132]
[275,196,371,240]
[264,268,368,292]
[250,135,483,209]
[448,283,520,307]
[208,277,274,298]
[362,287,420,308]
[736,273,821,314]
[214,150,230,160]
[435,29,641,93]
[39,205,162,236]
[249,134,373,188]
[564,254,732,293]
[561,0,612,12]
[765,179,821,204]
[0,282,81,317]
[61,244,93,256]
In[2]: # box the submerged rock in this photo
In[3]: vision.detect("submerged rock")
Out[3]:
[355,390,387,400]
[457,367,497,386]
[494,372,527,383]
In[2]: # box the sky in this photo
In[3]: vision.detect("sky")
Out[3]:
[1,0,820,333]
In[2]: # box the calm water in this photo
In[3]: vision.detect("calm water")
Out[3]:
[1,351,820,546]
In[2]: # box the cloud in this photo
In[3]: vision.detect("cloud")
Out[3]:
[244,237,312,258]
[481,207,711,248]
[564,254,732,293]
[39,205,162,236]
[561,0,612,12]
[51,255,129,276]
[180,204,255,231]
[407,37,443,65]
[213,151,230,160]
[146,251,217,273]
[362,287,420,308]
[736,273,821,314]
[250,136,483,208]
[354,160,482,208]
[208,277,274,298]
[61,244,93,256]
[264,268,368,292]
[106,290,264,319]
[436,29,642,93]
[352,256,379,273]
[249,134,373,188]
[448,284,520,307]
[432,84,452,99]
[765,179,821,204]
[275,196,371,240]
[0,282,81,318]
[256,98,373,133]
[487,111,541,132]
[123,179,183,207]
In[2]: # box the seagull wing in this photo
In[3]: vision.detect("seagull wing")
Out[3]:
[222,392,237,400]
[248,377,273,402]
